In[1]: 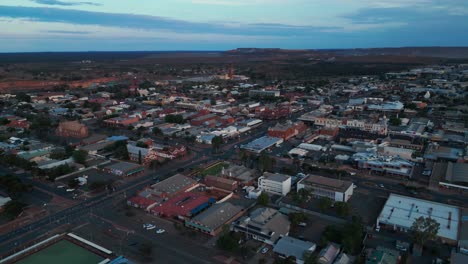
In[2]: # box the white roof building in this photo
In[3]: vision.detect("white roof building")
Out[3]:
[377,193,460,243]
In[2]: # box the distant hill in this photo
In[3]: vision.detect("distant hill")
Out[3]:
[227,47,468,59]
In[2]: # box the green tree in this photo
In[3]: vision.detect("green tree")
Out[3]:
[289,212,307,226]
[257,192,269,206]
[16,92,31,103]
[2,200,27,219]
[318,197,333,212]
[294,188,311,204]
[68,178,79,188]
[164,114,185,124]
[72,150,88,165]
[410,216,440,245]
[258,152,273,172]
[389,117,402,126]
[211,136,224,153]
[335,201,351,217]
[152,127,162,135]
[138,150,142,164]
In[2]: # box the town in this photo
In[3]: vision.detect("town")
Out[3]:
[0,52,467,264]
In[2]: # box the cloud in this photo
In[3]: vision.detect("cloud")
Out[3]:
[0,5,338,36]
[30,0,100,6]
[45,30,91,34]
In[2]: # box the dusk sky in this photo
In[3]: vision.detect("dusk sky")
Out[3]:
[1,0,468,52]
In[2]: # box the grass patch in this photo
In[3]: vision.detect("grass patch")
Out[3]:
[199,163,228,177]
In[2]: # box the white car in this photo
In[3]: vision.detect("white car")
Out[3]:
[145,224,156,230]
[261,247,269,254]
[353,184,357,189]
[156,229,165,234]
[379,184,385,188]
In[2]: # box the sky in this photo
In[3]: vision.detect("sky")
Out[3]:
[0,0,467,52]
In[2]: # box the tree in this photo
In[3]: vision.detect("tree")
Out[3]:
[72,150,88,165]
[258,152,273,172]
[2,200,27,219]
[410,216,440,245]
[289,212,307,226]
[257,192,269,206]
[68,178,80,188]
[16,92,31,103]
[294,188,310,204]
[211,136,224,153]
[318,197,333,212]
[152,127,162,135]
[138,150,142,164]
[389,117,402,126]
[164,114,185,124]
[334,201,351,217]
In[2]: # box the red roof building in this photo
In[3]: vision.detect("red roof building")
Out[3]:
[56,121,89,138]
[150,192,215,218]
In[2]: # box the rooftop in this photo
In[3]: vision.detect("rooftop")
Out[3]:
[149,174,197,197]
[300,174,353,193]
[377,193,460,241]
[190,202,243,230]
[273,236,316,261]
[262,172,291,183]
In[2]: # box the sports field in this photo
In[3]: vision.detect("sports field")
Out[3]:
[16,239,105,264]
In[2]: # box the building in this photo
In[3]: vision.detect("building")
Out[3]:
[102,161,144,177]
[432,162,468,190]
[317,243,341,264]
[458,208,468,254]
[258,172,292,196]
[190,113,218,126]
[204,175,238,192]
[104,116,140,127]
[150,192,215,218]
[297,175,354,202]
[0,195,12,213]
[249,89,280,98]
[185,202,244,236]
[241,136,283,154]
[352,152,414,178]
[56,121,89,138]
[268,121,307,141]
[231,207,290,245]
[273,236,316,264]
[147,174,197,198]
[376,193,460,244]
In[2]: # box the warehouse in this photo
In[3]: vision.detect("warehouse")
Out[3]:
[376,193,460,244]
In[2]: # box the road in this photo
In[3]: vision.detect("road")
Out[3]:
[0,154,215,258]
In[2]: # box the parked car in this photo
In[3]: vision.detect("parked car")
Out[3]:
[156,229,165,234]
[261,247,269,254]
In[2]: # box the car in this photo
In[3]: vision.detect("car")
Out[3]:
[156,229,165,234]
[353,184,357,189]
[349,172,356,176]
[298,222,307,227]
[145,224,156,230]
[378,184,385,188]
[261,247,269,254]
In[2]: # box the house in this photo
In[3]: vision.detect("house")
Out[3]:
[297,174,354,202]
[56,121,89,138]
[318,243,341,264]
[231,207,290,245]
[258,172,292,196]
[273,236,316,264]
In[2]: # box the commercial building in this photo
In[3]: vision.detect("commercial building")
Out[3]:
[241,136,283,154]
[190,113,218,126]
[204,175,238,192]
[101,161,144,177]
[376,193,460,244]
[297,174,354,202]
[231,207,290,245]
[56,121,89,138]
[150,192,215,218]
[258,172,292,196]
[104,116,139,127]
[352,152,414,178]
[185,202,244,236]
[147,174,198,198]
[431,162,468,190]
[273,236,316,264]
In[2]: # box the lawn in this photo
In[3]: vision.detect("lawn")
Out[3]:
[199,163,229,177]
